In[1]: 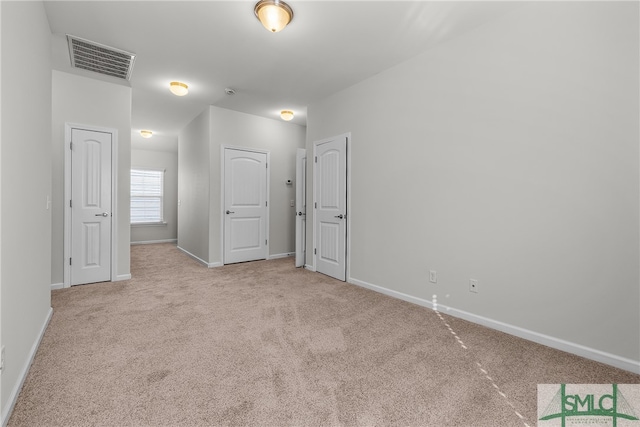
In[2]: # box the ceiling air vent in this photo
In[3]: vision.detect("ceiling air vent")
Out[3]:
[67,35,136,80]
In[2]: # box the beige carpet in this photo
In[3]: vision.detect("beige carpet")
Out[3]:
[8,243,639,426]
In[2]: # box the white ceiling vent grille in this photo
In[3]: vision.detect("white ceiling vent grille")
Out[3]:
[67,35,136,80]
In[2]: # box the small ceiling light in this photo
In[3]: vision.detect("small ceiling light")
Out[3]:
[169,81,188,96]
[140,130,153,138]
[254,0,294,33]
[280,110,294,121]
[225,88,236,95]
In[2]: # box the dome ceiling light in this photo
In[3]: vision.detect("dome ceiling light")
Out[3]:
[254,0,294,33]
[140,130,153,138]
[169,81,188,96]
[280,110,294,121]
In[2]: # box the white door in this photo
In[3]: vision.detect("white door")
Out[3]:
[314,135,347,281]
[295,148,307,267]
[224,148,268,264]
[71,128,112,285]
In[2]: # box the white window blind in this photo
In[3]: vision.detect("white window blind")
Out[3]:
[131,168,164,224]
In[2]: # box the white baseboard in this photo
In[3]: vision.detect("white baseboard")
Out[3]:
[177,246,222,268]
[348,277,640,375]
[268,252,294,260]
[1,307,53,427]
[130,239,177,245]
[304,264,316,272]
[50,283,63,290]
[115,274,131,281]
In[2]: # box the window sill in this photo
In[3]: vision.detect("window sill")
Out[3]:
[131,222,167,227]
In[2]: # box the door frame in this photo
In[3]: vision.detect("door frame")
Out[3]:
[63,123,119,288]
[312,132,351,281]
[295,148,306,267]
[220,145,270,265]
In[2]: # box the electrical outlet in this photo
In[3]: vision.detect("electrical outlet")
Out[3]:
[429,270,437,283]
[469,279,479,293]
[1,346,5,372]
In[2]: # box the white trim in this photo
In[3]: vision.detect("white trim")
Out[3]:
[0,6,3,425]
[130,239,177,245]
[268,252,294,260]
[50,283,64,290]
[346,134,352,282]
[304,264,316,272]
[177,246,222,268]
[115,274,131,281]
[295,148,307,268]
[1,308,53,427]
[64,124,119,288]
[348,276,640,374]
[111,129,119,286]
[220,145,270,265]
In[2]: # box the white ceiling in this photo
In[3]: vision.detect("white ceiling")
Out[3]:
[43,1,523,152]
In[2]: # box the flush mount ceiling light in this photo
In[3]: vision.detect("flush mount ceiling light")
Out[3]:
[280,110,294,121]
[140,130,153,138]
[254,0,294,33]
[169,81,188,96]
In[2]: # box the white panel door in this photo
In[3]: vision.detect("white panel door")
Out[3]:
[71,128,112,285]
[314,136,347,281]
[224,148,268,264]
[295,148,307,267]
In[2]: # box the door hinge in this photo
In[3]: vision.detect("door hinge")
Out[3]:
[265,239,268,245]
[69,200,72,208]
[70,142,73,150]
[266,201,268,207]
[314,202,317,209]
[266,163,268,169]
[314,248,317,255]
[69,258,72,266]
[315,156,317,163]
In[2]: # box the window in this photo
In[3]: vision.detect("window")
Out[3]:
[131,168,164,224]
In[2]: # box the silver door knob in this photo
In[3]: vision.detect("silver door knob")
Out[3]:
[226,210,235,214]
[334,214,344,219]
[95,212,109,217]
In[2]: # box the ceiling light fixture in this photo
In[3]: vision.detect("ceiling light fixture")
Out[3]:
[254,0,294,33]
[140,130,153,138]
[169,81,188,96]
[280,110,294,121]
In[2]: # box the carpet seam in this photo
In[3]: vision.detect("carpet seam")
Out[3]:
[432,298,532,427]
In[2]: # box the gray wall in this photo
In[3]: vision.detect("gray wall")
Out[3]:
[177,109,210,263]
[0,1,52,419]
[306,2,639,363]
[51,70,132,284]
[178,106,305,265]
[131,148,178,244]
